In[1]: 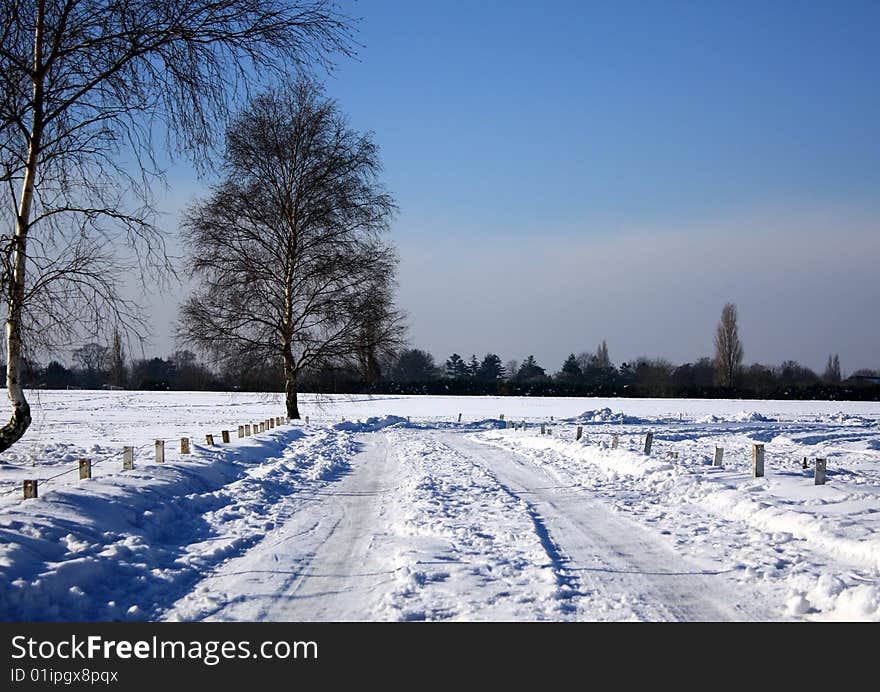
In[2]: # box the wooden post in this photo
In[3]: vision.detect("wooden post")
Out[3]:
[180,438,190,454]
[458,413,462,423]
[155,439,165,464]
[238,425,244,438]
[540,423,546,435]
[802,457,809,469]
[815,458,826,485]
[259,422,264,432]
[305,416,310,425]
[22,479,37,499]
[123,446,134,470]
[713,446,724,467]
[643,432,653,455]
[277,416,282,426]
[269,418,274,429]
[611,433,619,449]
[752,444,765,478]
[576,425,583,441]
[499,414,504,421]
[245,424,251,436]
[221,430,230,444]
[78,458,92,480]
[206,434,215,446]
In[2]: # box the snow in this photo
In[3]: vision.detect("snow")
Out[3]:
[1,390,879,621]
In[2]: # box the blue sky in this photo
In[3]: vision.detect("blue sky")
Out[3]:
[151,0,880,373]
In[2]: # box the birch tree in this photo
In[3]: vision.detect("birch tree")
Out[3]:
[0,0,353,451]
[179,77,401,419]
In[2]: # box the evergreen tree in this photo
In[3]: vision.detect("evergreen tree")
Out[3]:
[467,354,480,378]
[558,353,582,380]
[476,354,504,381]
[517,355,546,382]
[445,353,469,379]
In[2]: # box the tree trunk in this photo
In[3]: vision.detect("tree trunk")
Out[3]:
[283,348,300,419]
[0,7,43,453]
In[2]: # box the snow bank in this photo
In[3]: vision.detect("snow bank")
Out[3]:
[0,428,356,621]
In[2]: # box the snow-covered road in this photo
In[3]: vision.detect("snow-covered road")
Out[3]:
[164,427,779,621]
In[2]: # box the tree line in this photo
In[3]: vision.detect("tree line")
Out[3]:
[25,335,880,401]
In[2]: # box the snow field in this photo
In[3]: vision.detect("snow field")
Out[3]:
[1,392,878,621]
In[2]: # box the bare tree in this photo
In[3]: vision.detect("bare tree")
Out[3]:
[714,302,744,388]
[179,77,401,418]
[823,354,841,384]
[72,341,108,387]
[0,1,354,450]
[107,328,126,388]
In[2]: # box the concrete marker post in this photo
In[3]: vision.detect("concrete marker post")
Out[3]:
[576,426,583,441]
[752,444,765,478]
[815,458,826,485]
[713,446,724,467]
[643,432,654,455]
[611,434,619,449]
[123,446,134,470]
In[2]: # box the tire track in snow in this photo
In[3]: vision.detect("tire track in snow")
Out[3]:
[443,431,776,621]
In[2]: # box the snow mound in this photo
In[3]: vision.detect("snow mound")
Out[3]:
[334,415,408,432]
[696,411,776,423]
[577,408,626,424]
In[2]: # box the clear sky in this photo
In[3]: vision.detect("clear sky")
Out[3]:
[147,0,880,374]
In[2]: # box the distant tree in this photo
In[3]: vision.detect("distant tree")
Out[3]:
[823,354,842,384]
[595,340,612,370]
[504,360,519,381]
[131,357,174,390]
[777,360,818,389]
[445,354,468,379]
[467,354,480,378]
[714,303,744,388]
[742,363,776,395]
[108,331,128,389]
[634,357,674,396]
[516,355,547,382]
[558,353,582,381]
[72,343,109,388]
[391,349,437,383]
[170,350,219,390]
[42,361,75,389]
[476,354,504,382]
